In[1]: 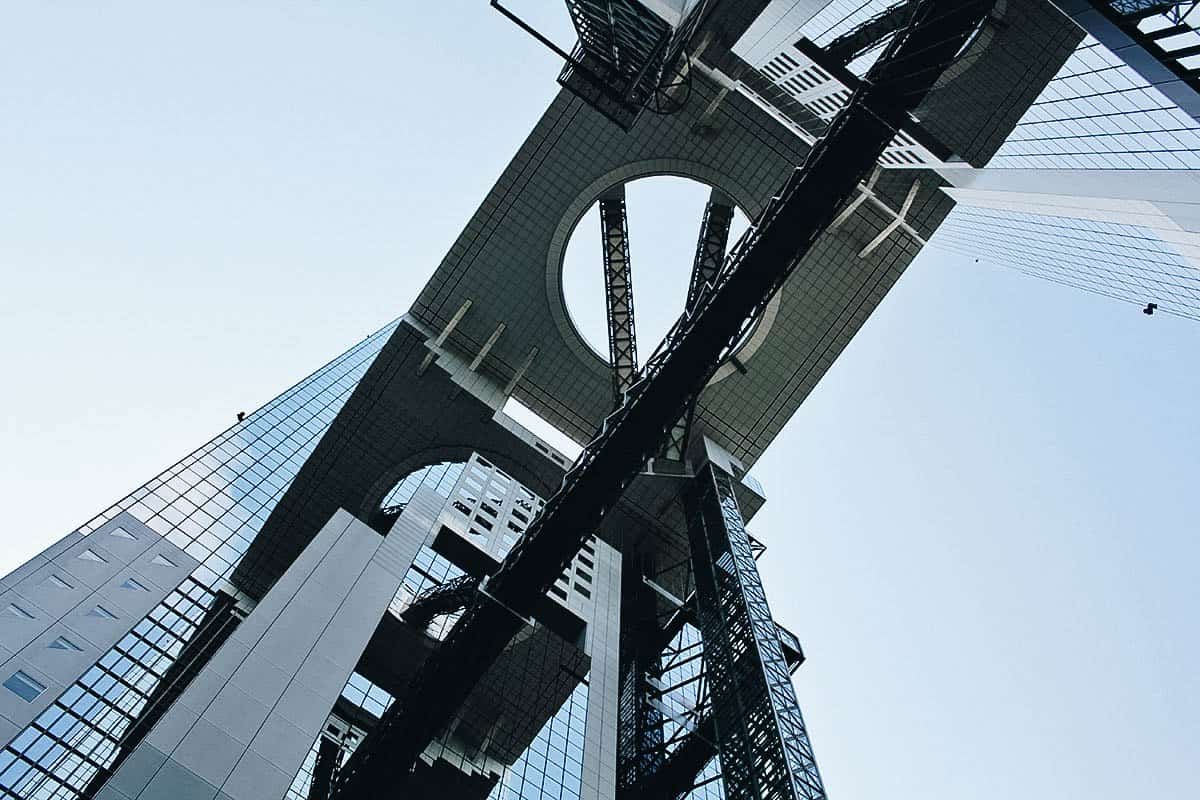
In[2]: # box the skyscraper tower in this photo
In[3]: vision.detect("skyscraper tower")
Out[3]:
[0,2,1185,800]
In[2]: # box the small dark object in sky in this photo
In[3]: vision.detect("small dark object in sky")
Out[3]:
[236,412,246,422]
[1143,303,1157,316]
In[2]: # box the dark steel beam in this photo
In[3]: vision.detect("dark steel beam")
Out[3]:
[661,189,735,461]
[330,4,991,794]
[600,186,640,404]
[307,736,343,800]
[617,553,666,792]
[400,574,481,629]
[823,0,921,66]
[685,190,736,313]
[687,465,821,799]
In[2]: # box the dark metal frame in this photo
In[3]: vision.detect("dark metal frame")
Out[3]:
[1091,1,1200,94]
[600,187,640,403]
[492,0,706,129]
[823,0,922,66]
[331,4,992,794]
[401,574,482,629]
[660,189,735,461]
[686,465,823,799]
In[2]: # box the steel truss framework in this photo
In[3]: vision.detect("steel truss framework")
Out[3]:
[402,574,482,629]
[617,554,667,793]
[687,465,822,799]
[1094,1,1200,92]
[619,533,810,800]
[330,3,991,795]
[661,190,736,461]
[824,0,922,66]
[600,187,640,404]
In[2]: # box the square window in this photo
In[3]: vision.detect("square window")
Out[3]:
[4,671,46,702]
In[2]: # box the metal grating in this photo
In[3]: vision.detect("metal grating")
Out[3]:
[601,186,640,404]
[686,465,823,800]
[329,4,992,793]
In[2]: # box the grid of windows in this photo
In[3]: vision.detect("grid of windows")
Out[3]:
[932,205,1200,320]
[489,683,588,800]
[78,320,400,587]
[992,36,1200,169]
[285,672,394,800]
[339,673,394,721]
[0,578,216,799]
[0,322,399,800]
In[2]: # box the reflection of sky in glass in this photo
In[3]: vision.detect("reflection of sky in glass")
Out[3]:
[743,1,1200,169]
[931,206,1200,320]
[992,37,1200,169]
[79,320,399,588]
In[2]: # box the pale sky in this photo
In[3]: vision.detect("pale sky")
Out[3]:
[1,4,1197,799]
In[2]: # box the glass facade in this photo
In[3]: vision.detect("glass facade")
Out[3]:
[0,320,400,800]
[991,35,1200,169]
[931,205,1200,320]
[278,459,595,800]
[490,684,588,800]
[0,577,218,798]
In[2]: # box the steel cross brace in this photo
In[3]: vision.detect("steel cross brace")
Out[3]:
[617,554,667,793]
[824,0,923,66]
[686,465,821,799]
[600,186,640,404]
[330,3,991,794]
[660,189,736,461]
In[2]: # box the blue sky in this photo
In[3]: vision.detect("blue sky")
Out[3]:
[1,4,1197,799]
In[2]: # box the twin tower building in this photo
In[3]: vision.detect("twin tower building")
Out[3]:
[1,2,1196,799]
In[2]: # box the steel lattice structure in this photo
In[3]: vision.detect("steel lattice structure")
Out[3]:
[660,190,735,461]
[686,465,823,799]
[600,187,640,404]
[616,554,667,794]
[1092,0,1200,92]
[330,3,992,794]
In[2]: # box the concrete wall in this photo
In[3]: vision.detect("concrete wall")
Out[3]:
[95,509,416,800]
[0,513,198,748]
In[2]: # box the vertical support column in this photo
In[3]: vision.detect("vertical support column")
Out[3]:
[599,185,639,405]
[686,465,826,800]
[95,509,416,800]
[684,190,735,314]
[580,539,622,800]
[662,190,736,461]
[616,552,665,793]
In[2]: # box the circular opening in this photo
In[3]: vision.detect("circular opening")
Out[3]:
[561,176,752,363]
